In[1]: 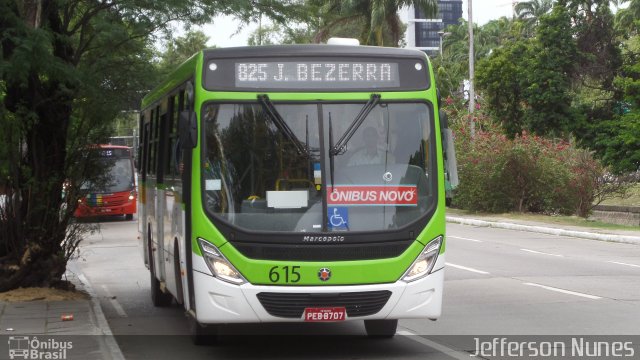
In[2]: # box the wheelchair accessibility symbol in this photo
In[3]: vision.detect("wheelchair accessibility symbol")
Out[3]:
[328,207,349,229]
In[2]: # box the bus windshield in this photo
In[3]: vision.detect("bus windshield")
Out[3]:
[202,101,435,233]
[82,157,135,193]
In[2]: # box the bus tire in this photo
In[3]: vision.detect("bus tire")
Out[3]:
[364,319,397,338]
[125,214,133,221]
[149,237,173,307]
[189,316,220,346]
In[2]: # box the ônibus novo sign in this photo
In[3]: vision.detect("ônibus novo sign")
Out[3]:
[327,186,418,206]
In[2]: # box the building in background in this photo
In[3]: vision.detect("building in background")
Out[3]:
[405,1,463,55]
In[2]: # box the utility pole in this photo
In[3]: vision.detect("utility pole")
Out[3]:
[258,12,263,45]
[468,0,475,137]
[438,31,451,57]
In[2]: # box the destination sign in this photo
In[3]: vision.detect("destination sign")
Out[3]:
[203,55,430,91]
[98,148,130,158]
[234,62,400,89]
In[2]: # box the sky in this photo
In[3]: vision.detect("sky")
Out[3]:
[202,1,517,48]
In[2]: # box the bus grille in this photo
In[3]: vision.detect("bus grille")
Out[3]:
[256,290,392,318]
[233,241,411,261]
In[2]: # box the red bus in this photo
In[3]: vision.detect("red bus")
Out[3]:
[75,145,137,220]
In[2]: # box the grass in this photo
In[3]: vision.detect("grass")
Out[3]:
[600,183,640,207]
[446,207,639,232]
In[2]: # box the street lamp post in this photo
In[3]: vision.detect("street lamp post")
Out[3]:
[437,31,451,57]
[468,0,475,137]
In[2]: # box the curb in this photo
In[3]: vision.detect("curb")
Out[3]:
[446,216,640,245]
[68,261,125,360]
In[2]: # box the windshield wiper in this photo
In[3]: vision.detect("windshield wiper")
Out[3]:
[329,94,381,156]
[328,112,335,190]
[257,94,309,156]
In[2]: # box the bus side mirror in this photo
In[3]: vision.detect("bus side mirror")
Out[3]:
[439,110,458,205]
[439,109,448,129]
[179,111,197,149]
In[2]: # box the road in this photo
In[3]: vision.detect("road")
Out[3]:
[76,216,640,359]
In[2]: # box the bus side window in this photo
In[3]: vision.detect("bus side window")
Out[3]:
[165,94,181,179]
[137,113,145,171]
[147,108,155,176]
[142,122,150,181]
[158,112,168,184]
[149,106,161,177]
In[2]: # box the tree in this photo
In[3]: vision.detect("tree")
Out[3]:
[247,23,318,45]
[475,40,531,136]
[0,0,304,292]
[316,0,438,46]
[476,4,578,138]
[158,30,211,77]
[580,34,640,173]
[615,0,640,34]
[515,0,554,35]
[522,3,579,137]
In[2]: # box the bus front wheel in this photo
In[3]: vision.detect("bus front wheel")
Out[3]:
[189,317,220,346]
[364,319,398,338]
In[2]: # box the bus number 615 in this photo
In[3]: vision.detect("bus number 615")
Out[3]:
[269,266,301,283]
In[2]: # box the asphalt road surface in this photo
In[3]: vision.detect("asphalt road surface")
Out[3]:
[76,216,640,359]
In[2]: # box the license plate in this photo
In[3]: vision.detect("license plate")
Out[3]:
[303,307,346,322]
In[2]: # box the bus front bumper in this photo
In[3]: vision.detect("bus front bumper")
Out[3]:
[192,267,443,324]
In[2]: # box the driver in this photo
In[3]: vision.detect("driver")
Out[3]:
[347,126,388,166]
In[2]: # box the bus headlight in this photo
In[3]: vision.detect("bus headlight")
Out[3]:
[128,191,135,201]
[198,238,246,285]
[402,236,442,282]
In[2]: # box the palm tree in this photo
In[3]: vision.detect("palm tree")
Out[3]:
[614,0,640,33]
[515,0,554,34]
[316,0,438,46]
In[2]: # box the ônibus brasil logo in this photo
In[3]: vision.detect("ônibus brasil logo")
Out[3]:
[7,336,72,360]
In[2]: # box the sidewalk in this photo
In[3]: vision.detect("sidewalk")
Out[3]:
[447,211,640,245]
[0,261,124,360]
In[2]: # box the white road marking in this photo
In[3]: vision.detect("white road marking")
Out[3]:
[523,282,602,300]
[448,235,483,243]
[520,248,564,257]
[397,330,473,360]
[102,284,128,317]
[607,261,640,268]
[446,262,490,275]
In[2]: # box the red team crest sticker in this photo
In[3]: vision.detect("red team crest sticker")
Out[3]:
[327,186,418,206]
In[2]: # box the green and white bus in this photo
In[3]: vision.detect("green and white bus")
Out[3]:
[138,43,457,342]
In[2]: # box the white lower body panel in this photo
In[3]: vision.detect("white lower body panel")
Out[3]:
[193,268,444,324]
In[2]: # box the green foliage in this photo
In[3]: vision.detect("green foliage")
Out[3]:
[476,4,578,138]
[576,33,640,173]
[449,113,605,217]
[157,30,210,77]
[475,40,530,136]
[314,0,434,46]
[247,23,317,45]
[436,17,528,98]
[0,0,301,291]
[440,0,640,214]
[515,0,554,37]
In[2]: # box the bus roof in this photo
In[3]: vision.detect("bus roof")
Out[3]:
[202,45,429,61]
